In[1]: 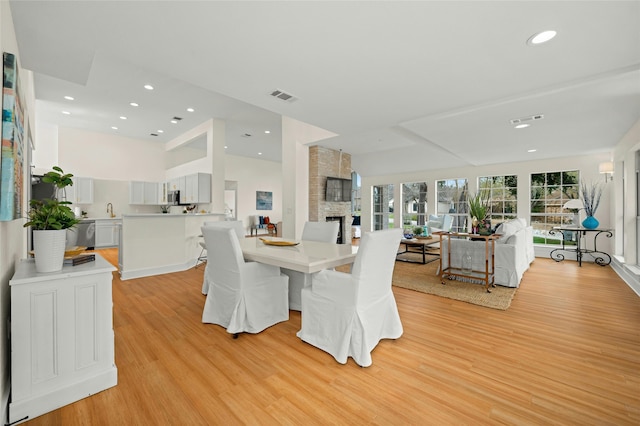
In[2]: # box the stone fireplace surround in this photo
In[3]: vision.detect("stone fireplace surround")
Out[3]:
[309,146,352,244]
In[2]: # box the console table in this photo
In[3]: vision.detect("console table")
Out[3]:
[549,226,612,267]
[435,231,501,293]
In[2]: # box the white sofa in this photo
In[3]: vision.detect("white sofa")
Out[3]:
[440,218,534,288]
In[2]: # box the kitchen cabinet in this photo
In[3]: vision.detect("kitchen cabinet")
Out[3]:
[9,255,117,423]
[95,219,121,248]
[182,173,211,204]
[129,181,160,205]
[65,176,94,205]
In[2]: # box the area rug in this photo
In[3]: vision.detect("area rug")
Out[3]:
[391,253,517,310]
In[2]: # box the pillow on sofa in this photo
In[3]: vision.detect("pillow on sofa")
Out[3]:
[495,220,521,244]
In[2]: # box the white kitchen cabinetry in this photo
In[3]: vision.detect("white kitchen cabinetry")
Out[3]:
[95,219,121,248]
[182,173,211,204]
[129,181,160,205]
[9,255,117,424]
[168,177,185,193]
[66,177,94,205]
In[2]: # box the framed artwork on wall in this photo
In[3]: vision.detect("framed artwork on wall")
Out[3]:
[1,52,25,221]
[256,191,272,210]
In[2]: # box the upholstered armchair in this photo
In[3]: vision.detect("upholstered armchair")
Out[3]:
[427,214,453,234]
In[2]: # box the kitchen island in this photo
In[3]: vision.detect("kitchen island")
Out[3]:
[119,213,226,280]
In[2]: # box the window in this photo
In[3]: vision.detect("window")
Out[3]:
[530,170,579,244]
[479,175,518,228]
[402,181,428,232]
[373,184,394,230]
[436,178,467,232]
[351,172,361,216]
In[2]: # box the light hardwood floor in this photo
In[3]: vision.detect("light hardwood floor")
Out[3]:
[22,247,640,425]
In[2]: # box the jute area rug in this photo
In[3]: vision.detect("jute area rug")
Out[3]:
[391,252,517,310]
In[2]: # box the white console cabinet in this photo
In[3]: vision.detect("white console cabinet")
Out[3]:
[9,254,117,424]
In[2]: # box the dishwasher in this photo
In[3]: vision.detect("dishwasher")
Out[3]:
[75,220,96,250]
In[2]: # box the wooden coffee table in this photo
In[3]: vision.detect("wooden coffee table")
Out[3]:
[396,236,440,264]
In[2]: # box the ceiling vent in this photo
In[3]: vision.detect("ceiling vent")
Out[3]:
[269,89,297,103]
[172,116,183,121]
[150,133,158,137]
[510,114,544,125]
[241,132,252,138]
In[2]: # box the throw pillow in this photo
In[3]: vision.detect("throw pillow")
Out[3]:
[495,221,519,244]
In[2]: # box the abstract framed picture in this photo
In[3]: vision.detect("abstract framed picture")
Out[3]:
[256,191,272,210]
[1,52,25,221]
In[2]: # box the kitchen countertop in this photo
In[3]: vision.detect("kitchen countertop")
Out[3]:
[78,217,121,221]
[122,213,225,218]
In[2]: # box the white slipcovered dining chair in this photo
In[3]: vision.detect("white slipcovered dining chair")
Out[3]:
[284,221,341,311]
[201,226,289,337]
[201,220,246,295]
[296,228,403,367]
[301,221,340,243]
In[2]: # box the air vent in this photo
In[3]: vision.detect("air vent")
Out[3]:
[269,89,297,103]
[510,114,544,125]
[150,133,158,137]
[241,133,252,138]
[172,116,183,121]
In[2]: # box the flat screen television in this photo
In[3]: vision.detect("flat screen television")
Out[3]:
[325,177,352,202]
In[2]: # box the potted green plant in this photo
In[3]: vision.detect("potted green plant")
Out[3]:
[468,190,491,234]
[24,166,80,272]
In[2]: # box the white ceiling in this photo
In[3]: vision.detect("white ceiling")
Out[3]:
[9,1,640,176]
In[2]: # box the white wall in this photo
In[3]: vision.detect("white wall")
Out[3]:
[224,154,283,233]
[0,1,36,418]
[58,127,166,181]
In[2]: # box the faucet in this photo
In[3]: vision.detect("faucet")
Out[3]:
[107,203,115,218]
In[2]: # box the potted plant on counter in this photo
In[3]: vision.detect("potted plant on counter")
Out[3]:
[24,166,79,272]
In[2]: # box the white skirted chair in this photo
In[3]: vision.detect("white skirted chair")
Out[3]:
[201,226,289,337]
[301,221,340,243]
[283,221,340,311]
[201,220,246,295]
[296,228,404,367]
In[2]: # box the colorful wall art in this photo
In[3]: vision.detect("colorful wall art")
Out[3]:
[256,191,272,210]
[1,52,25,221]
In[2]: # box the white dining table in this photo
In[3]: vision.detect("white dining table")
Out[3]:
[238,237,358,310]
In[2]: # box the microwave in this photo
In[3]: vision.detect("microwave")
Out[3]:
[167,190,180,205]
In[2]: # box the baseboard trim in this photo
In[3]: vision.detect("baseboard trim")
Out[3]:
[120,260,196,280]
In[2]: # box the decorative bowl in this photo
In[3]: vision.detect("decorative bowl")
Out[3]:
[64,246,87,257]
[403,233,414,239]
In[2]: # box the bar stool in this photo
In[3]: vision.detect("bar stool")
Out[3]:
[195,238,207,269]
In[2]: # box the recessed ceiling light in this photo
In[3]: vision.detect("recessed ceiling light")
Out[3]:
[186,107,194,112]
[157,130,164,133]
[258,152,263,156]
[264,130,271,134]
[515,124,530,129]
[144,84,154,90]
[64,96,74,101]
[224,146,228,149]
[170,120,178,124]
[528,149,537,153]
[130,102,139,107]
[120,116,127,120]
[527,30,557,45]
[111,126,118,130]
[62,111,71,115]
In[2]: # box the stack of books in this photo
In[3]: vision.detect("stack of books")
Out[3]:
[64,253,95,266]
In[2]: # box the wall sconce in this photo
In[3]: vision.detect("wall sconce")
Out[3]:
[599,161,614,182]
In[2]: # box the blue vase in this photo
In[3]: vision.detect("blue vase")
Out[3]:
[582,216,599,229]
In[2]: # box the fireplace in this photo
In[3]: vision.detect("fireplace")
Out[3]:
[326,216,344,244]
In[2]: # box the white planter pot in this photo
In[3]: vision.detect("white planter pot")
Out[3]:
[33,229,67,273]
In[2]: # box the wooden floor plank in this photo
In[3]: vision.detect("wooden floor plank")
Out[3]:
[20,248,640,425]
